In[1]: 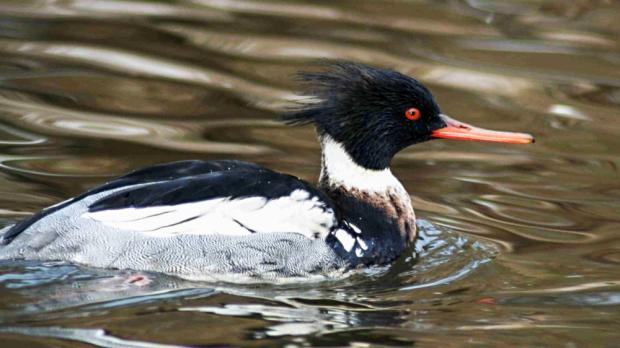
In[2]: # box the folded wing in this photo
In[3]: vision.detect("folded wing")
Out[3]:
[3,160,339,243]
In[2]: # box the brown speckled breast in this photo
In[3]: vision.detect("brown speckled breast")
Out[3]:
[364,186,416,242]
[321,177,417,243]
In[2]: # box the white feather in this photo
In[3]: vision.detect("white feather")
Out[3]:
[356,237,368,251]
[82,189,336,240]
[334,229,355,252]
[320,135,405,192]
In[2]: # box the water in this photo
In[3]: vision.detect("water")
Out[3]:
[0,0,618,346]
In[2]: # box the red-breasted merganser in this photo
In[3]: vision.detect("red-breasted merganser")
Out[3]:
[0,62,533,282]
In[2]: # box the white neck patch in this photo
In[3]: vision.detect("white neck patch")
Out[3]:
[319,135,404,192]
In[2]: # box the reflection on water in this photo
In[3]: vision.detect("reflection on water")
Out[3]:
[0,0,619,346]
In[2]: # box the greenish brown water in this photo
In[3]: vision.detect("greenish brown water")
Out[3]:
[0,0,619,347]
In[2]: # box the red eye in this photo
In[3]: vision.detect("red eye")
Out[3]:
[405,107,421,120]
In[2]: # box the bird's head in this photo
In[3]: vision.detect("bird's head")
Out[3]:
[282,62,534,170]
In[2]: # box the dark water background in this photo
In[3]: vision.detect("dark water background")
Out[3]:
[0,0,619,347]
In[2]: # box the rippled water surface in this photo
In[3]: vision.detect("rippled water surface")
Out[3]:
[0,0,619,346]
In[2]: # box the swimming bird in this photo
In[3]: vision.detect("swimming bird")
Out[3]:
[0,62,533,282]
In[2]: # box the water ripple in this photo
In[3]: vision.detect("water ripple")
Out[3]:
[0,0,618,346]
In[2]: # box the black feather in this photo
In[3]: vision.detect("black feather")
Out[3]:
[1,160,267,244]
[281,61,444,170]
[87,170,333,212]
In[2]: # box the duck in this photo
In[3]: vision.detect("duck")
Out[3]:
[0,62,533,282]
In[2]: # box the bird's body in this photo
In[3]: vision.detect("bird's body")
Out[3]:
[0,62,533,282]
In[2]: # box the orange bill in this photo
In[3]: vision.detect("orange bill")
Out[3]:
[432,114,534,144]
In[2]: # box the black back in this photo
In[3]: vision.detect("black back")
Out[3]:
[1,160,266,244]
[88,170,333,213]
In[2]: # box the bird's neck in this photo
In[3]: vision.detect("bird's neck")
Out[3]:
[319,135,416,242]
[319,135,402,192]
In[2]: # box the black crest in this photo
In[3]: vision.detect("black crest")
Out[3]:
[281,61,444,170]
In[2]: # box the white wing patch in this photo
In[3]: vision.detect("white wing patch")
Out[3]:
[82,189,336,240]
[334,229,355,252]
